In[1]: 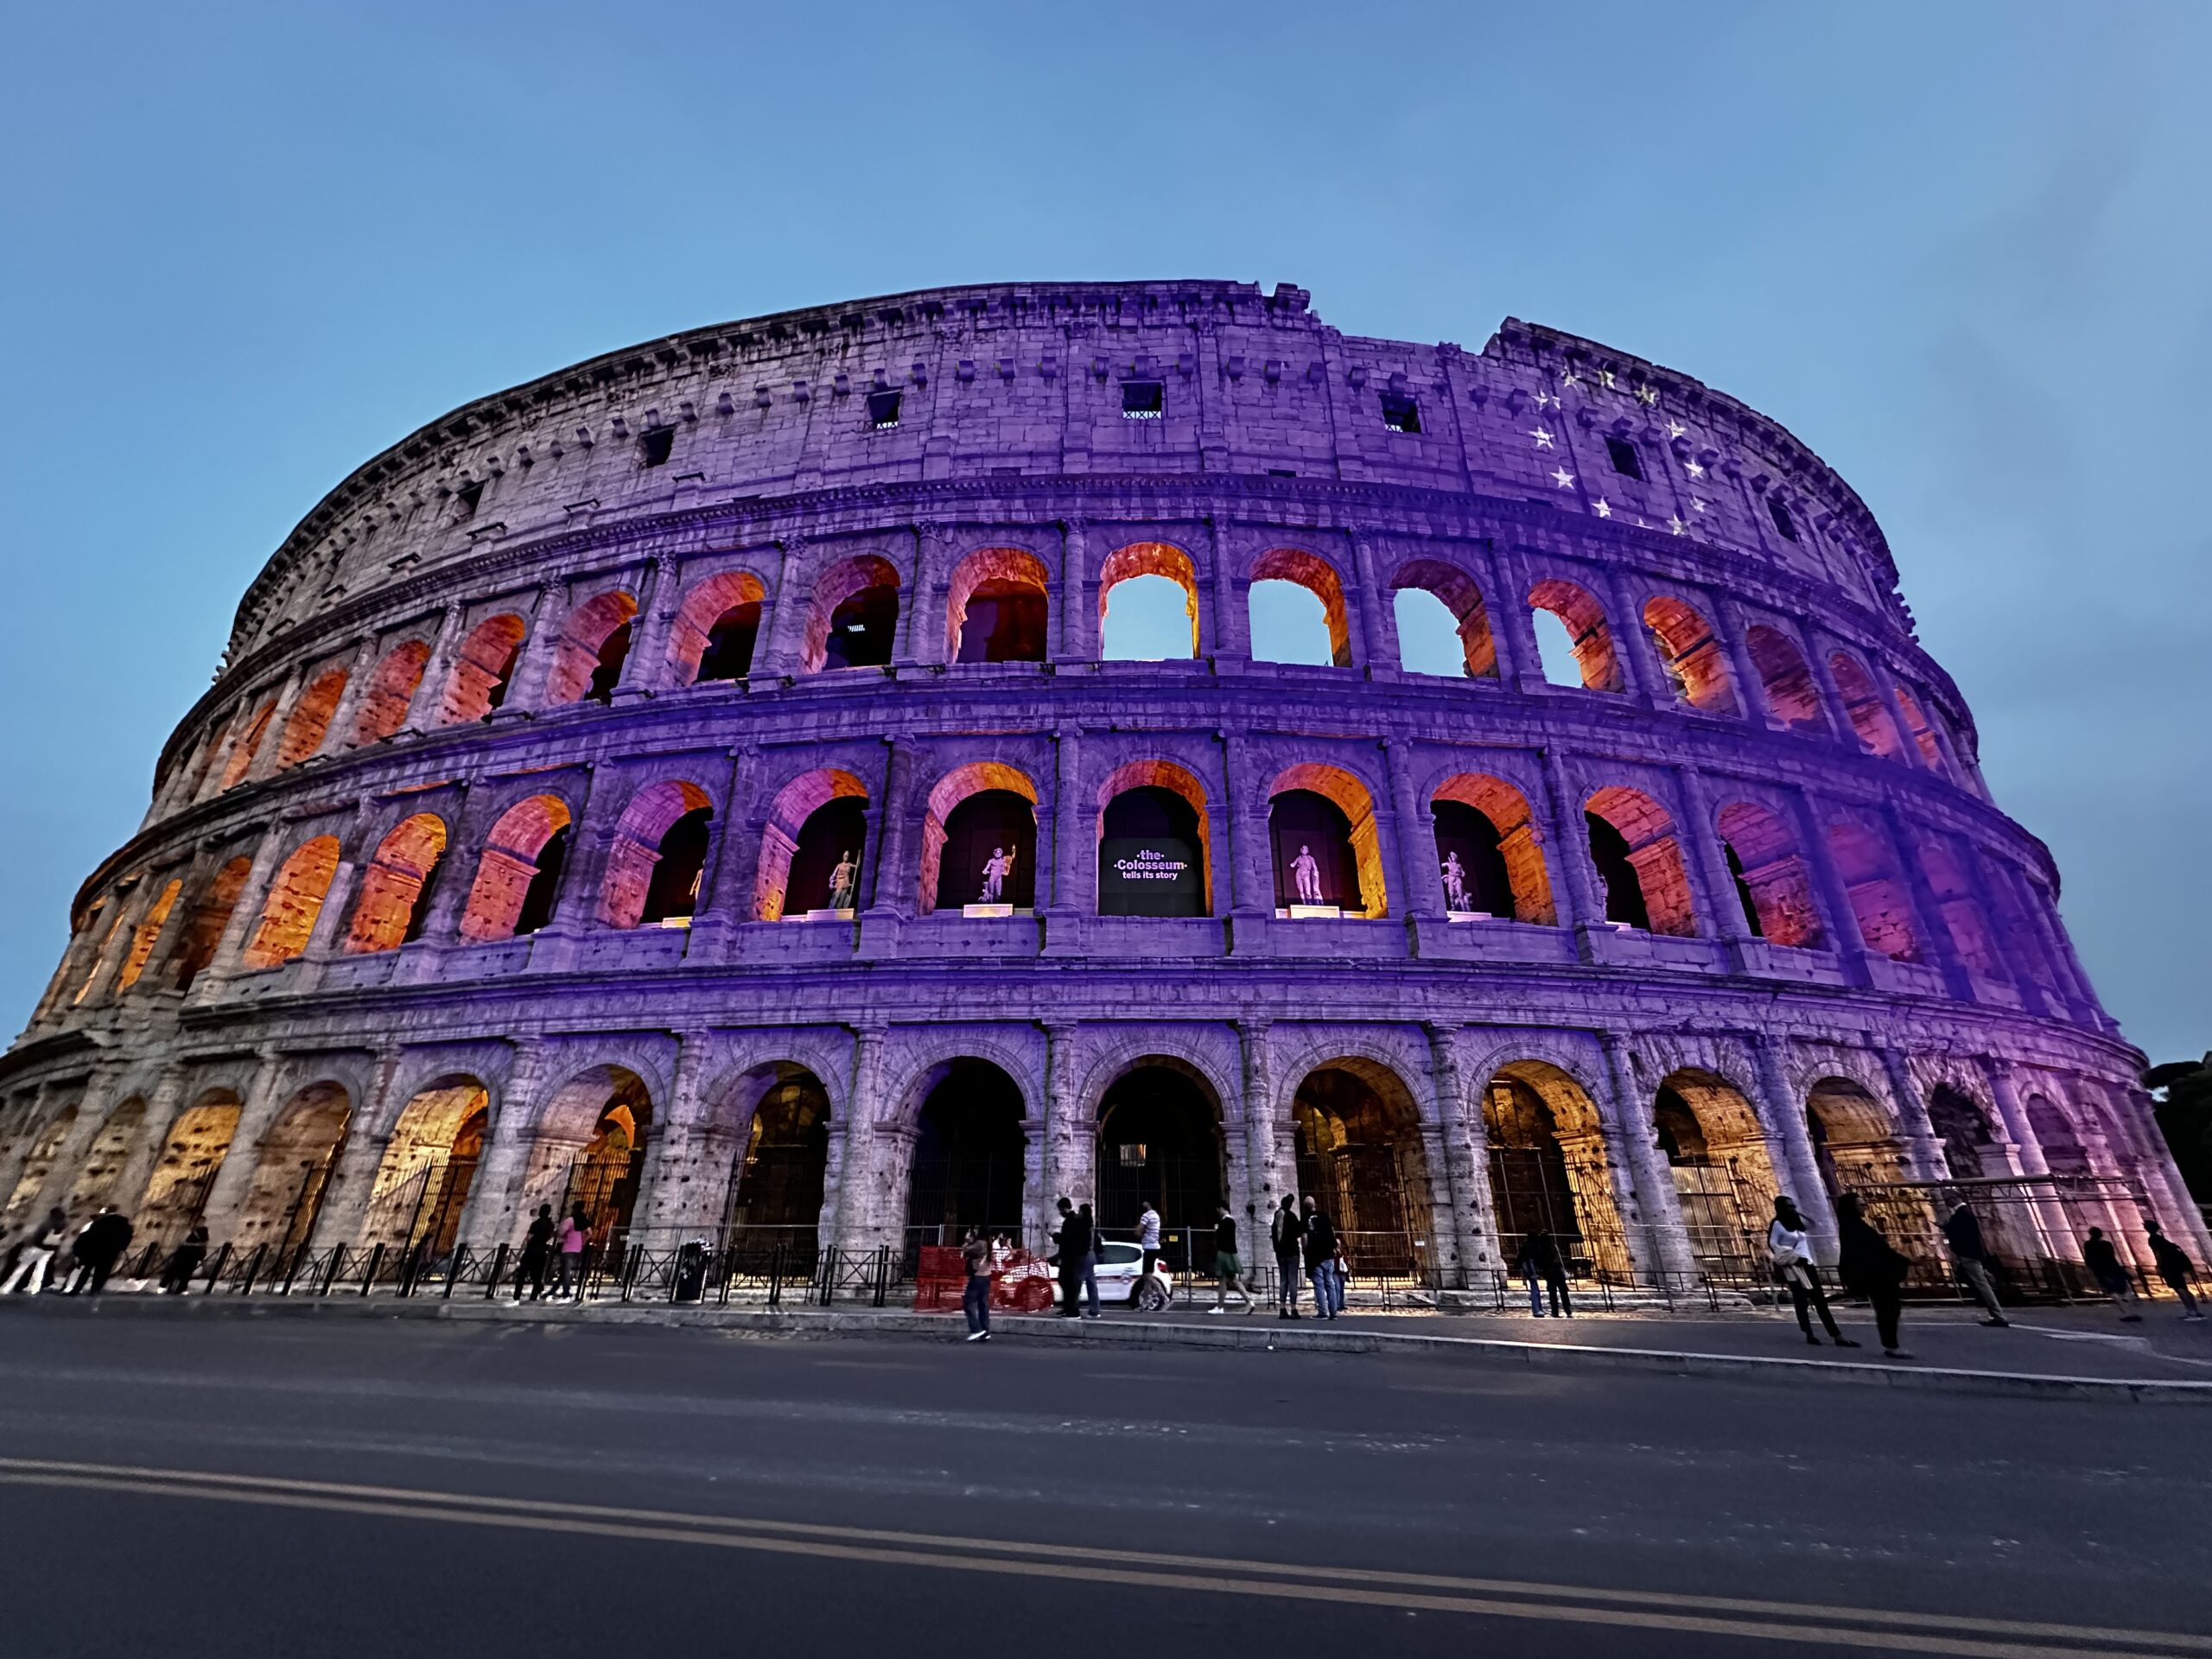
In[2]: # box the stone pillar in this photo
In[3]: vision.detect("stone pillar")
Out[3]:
[1883,802,1974,997]
[1800,629,1859,749]
[187,823,290,998]
[1044,728,1085,955]
[830,1025,893,1253]
[1037,1021,1088,1249]
[1349,533,1391,673]
[244,666,308,785]
[1535,747,1602,950]
[1597,1032,1699,1282]
[1488,545,1547,696]
[194,1048,289,1243]
[687,747,757,956]
[499,583,570,716]
[755,537,804,678]
[898,523,936,666]
[1675,765,1754,956]
[1056,519,1093,664]
[1791,788,1876,986]
[316,639,384,758]
[1425,1022,1492,1284]
[1715,598,1786,731]
[620,556,682,695]
[1383,738,1440,925]
[1596,569,1665,709]
[306,1048,405,1250]
[1236,1020,1294,1221]
[1875,1047,1949,1181]
[1204,518,1241,664]
[631,1032,719,1237]
[1747,1034,1838,1261]
[2089,1077,2212,1261]
[456,1039,553,1252]
[1981,1058,2088,1263]
[400,602,468,736]
[111,1065,189,1222]
[860,738,914,957]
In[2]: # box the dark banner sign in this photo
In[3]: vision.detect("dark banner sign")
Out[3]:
[1100,836,1203,917]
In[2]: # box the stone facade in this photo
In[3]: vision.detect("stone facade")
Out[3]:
[3,279,2199,1287]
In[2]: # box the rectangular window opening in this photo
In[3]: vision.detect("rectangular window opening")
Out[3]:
[867,389,902,429]
[639,428,676,467]
[1122,380,1164,419]
[1769,498,1799,542]
[1605,435,1643,480]
[454,481,484,519]
[1381,392,1421,434]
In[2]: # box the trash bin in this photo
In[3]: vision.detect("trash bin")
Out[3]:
[674,1240,708,1303]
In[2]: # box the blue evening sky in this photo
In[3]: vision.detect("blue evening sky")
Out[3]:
[2,3,2205,1058]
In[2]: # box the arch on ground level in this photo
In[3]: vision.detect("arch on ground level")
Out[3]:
[1927,1084,1999,1180]
[756,769,870,921]
[1268,764,1385,918]
[171,855,252,991]
[242,835,341,969]
[721,1064,833,1268]
[1825,821,1921,962]
[1642,595,1739,715]
[1528,579,1622,692]
[1432,773,1554,924]
[600,780,715,929]
[1096,761,1211,917]
[1745,626,1829,734]
[1916,838,1999,978]
[62,1097,146,1217]
[1714,801,1823,948]
[902,1058,1027,1261]
[1803,1077,1909,1197]
[1653,1068,1778,1283]
[1891,685,1949,772]
[1484,1061,1633,1279]
[117,878,182,994]
[362,1075,490,1260]
[805,556,900,673]
[670,569,766,685]
[1292,1060,1435,1277]
[1249,547,1352,668]
[353,639,431,745]
[519,1065,656,1247]
[1584,785,1697,936]
[947,547,1050,664]
[274,667,349,769]
[217,699,278,791]
[1095,1060,1224,1263]
[461,795,573,942]
[438,613,528,725]
[1828,652,1905,760]
[136,1091,244,1253]
[2,1104,80,1227]
[1099,542,1199,661]
[232,1083,353,1260]
[345,813,448,953]
[1389,558,1497,678]
[920,763,1039,913]
[544,589,639,707]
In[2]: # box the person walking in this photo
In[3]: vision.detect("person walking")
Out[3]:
[550,1205,589,1300]
[67,1207,134,1295]
[1303,1200,1339,1321]
[3,1207,67,1295]
[1329,1230,1351,1316]
[1053,1197,1084,1318]
[1512,1229,1573,1319]
[1271,1194,1305,1319]
[2145,1221,2203,1320]
[160,1223,208,1294]
[1136,1199,1163,1281]
[1942,1200,2010,1326]
[2081,1226,2143,1321]
[1076,1202,1102,1319]
[1834,1193,1910,1357]
[513,1203,555,1303]
[1768,1196,1853,1347]
[960,1226,994,1342]
[1209,1202,1255,1313]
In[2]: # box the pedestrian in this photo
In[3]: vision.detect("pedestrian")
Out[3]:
[551,1205,588,1300]
[1768,1195,1853,1347]
[1136,1199,1163,1281]
[1076,1202,1102,1319]
[1329,1230,1351,1316]
[2144,1222,2203,1320]
[1271,1194,1305,1319]
[3,1206,68,1295]
[67,1206,134,1295]
[1834,1193,1910,1357]
[1210,1202,1255,1313]
[1512,1229,1573,1319]
[160,1223,208,1294]
[1942,1199,2010,1326]
[513,1203,555,1303]
[1053,1196,1083,1318]
[2081,1226,2143,1321]
[960,1226,993,1342]
[1303,1200,1339,1321]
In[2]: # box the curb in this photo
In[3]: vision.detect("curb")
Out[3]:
[15,1294,2211,1405]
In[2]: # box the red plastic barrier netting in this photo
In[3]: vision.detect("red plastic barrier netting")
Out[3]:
[912,1246,1057,1313]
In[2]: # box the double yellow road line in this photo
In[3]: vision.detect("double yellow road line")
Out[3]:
[0,1456,2199,1657]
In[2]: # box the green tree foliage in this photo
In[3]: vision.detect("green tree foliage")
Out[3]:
[2146,1057,2212,1201]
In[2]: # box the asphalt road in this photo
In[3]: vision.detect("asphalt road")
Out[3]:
[0,1302,2203,1658]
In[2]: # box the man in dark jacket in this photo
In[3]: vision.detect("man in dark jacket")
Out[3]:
[1942,1201,2008,1326]
[2145,1222,2202,1320]
[1052,1196,1090,1319]
[1835,1193,1910,1357]
[2081,1226,2142,1321]
[1271,1194,1305,1319]
[1512,1229,1572,1319]
[1301,1200,1339,1322]
[67,1208,135,1294]
[512,1204,555,1303]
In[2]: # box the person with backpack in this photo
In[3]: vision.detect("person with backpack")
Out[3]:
[67,1207,134,1295]
[1834,1193,1910,1357]
[1271,1194,1305,1319]
[1942,1199,2009,1326]
[1768,1195,1853,1347]
[512,1204,555,1303]
[1302,1198,1340,1322]
[1512,1228,1573,1319]
[2145,1221,2203,1320]
[2081,1226,2143,1321]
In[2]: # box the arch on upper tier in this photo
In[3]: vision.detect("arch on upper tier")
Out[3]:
[1099,541,1199,661]
[1389,557,1497,679]
[1430,772,1553,925]
[947,546,1051,664]
[1268,763,1386,918]
[756,768,870,921]
[1249,547,1351,668]
[544,588,639,707]
[805,556,900,674]
[1583,785,1696,937]
[1744,625,1829,734]
[669,569,766,685]
[1527,579,1622,692]
[1642,594,1738,715]
[919,762,1039,914]
[242,835,341,969]
[1714,800,1823,949]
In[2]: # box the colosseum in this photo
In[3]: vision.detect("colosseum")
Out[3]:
[3,279,2199,1304]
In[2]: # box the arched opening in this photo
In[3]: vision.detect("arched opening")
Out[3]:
[242,835,341,969]
[2024,1095,2089,1175]
[1249,548,1351,668]
[70,896,129,1006]
[363,1077,490,1262]
[1804,1077,1909,1195]
[137,1092,243,1255]
[116,878,182,993]
[1099,542,1199,661]
[461,795,573,942]
[1891,684,1949,772]
[1390,559,1497,678]
[438,613,528,725]
[522,1065,654,1250]
[753,770,869,921]
[344,813,448,953]
[1268,765,1385,918]
[902,1059,1026,1263]
[1293,1062,1433,1278]
[274,667,349,769]
[2,1106,79,1228]
[62,1098,145,1217]
[545,590,639,707]
[232,1083,352,1262]
[1927,1084,1996,1180]
[1434,775,1553,925]
[947,547,1050,664]
[1096,1062,1224,1266]
[217,700,278,791]
[1484,1064,1631,1280]
[669,570,766,685]
[919,763,1038,914]
[1528,579,1623,692]
[171,855,251,991]
[1829,652,1904,759]
[1715,801,1823,948]
[1096,767,1210,918]
[1825,821,1921,962]
[1642,595,1739,715]
[353,639,431,745]
[805,556,901,673]
[1584,785,1696,936]
[1917,840,1999,978]
[1653,1069,1778,1284]
[1745,626,1828,734]
[722,1065,832,1271]
[599,780,714,929]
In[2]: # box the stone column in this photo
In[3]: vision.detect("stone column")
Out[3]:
[1349,532,1391,673]
[898,523,936,666]
[315,638,384,758]
[1594,569,1664,709]
[1204,518,1241,664]
[1675,764,1754,955]
[1237,1020,1294,1220]
[194,1048,289,1243]
[1044,728,1084,954]
[1875,1047,1950,1180]
[1535,747,1602,952]
[1597,1032,1699,1282]
[400,602,468,736]
[1747,1034,1838,1260]
[1036,1021,1088,1249]
[1981,1057,2088,1263]
[1800,629,1860,749]
[1425,1022,1492,1284]
[499,583,569,716]
[305,1048,405,1250]
[830,1025,893,1253]
[619,556,681,695]
[755,537,804,678]
[1056,519,1093,664]
[456,1039,553,1252]
[860,738,914,957]
[1791,788,1876,986]
[687,747,757,956]
[631,1032,719,1238]
[244,666,308,785]
[1883,802,1974,997]
[1383,738,1440,925]
[1715,598,1787,731]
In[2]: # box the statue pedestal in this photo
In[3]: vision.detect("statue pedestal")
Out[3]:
[1284,904,1342,920]
[800,908,856,922]
[962,903,1015,918]
[1445,910,1492,923]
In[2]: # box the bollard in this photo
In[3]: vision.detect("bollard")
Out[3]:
[200,1243,232,1294]
[238,1243,269,1297]
[442,1244,468,1300]
[359,1242,384,1296]
[320,1244,346,1296]
[485,1243,509,1300]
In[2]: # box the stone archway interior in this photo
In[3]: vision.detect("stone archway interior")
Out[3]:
[1095,1064,1223,1262]
[1292,1065,1427,1277]
[903,1060,1026,1262]
[726,1069,831,1269]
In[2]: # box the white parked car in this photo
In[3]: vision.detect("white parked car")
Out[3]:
[1052,1238,1174,1312]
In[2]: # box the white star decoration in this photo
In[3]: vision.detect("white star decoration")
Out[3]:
[1532,388,1560,410]
[1665,419,1688,440]
[1685,460,1706,480]
[1593,498,1613,518]
[1551,467,1576,488]
[1597,369,1617,389]
[1636,385,1658,406]
[1560,371,1581,390]
[1669,515,1687,536]
[1691,498,1708,513]
[1530,427,1554,448]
